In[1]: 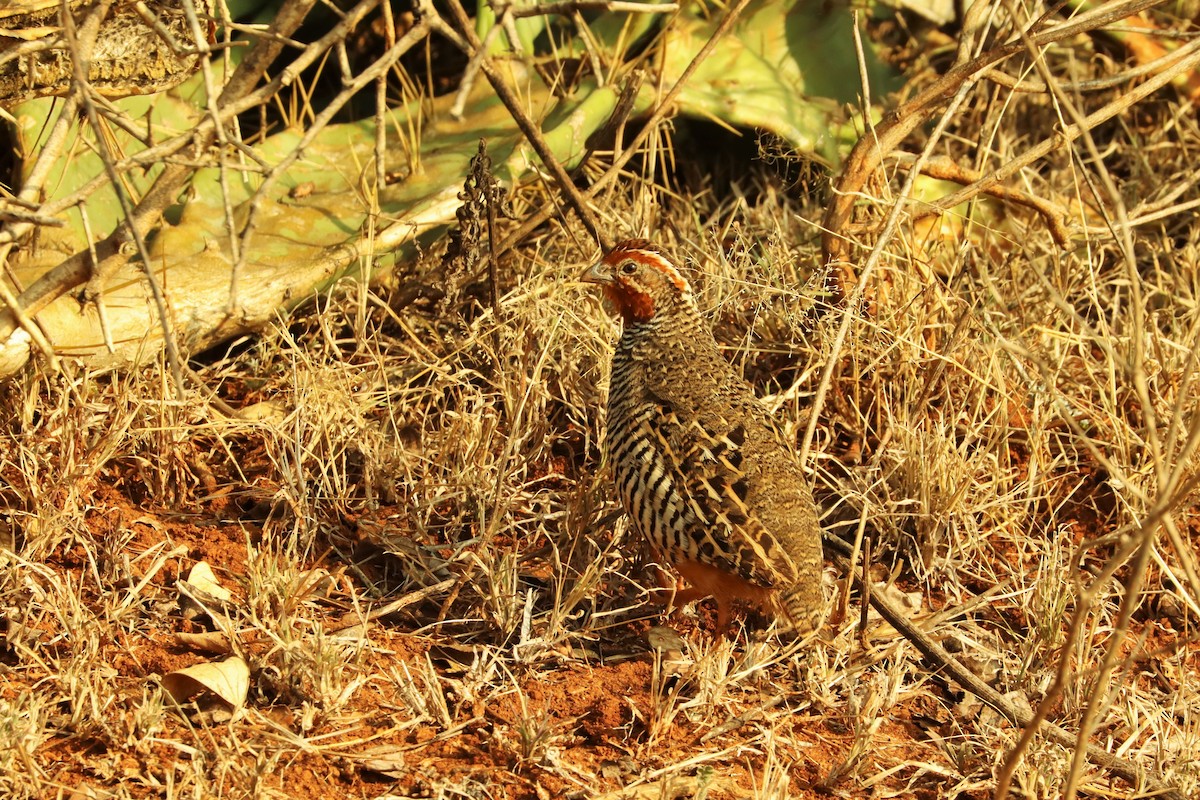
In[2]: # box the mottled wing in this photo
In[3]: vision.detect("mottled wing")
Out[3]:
[654,402,800,589]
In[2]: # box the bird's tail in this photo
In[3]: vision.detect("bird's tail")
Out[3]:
[776,581,824,636]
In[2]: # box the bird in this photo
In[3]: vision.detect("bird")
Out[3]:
[582,238,824,635]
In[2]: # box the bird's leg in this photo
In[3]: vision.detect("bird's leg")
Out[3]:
[648,559,759,633]
[673,558,775,634]
[716,600,732,634]
[649,565,698,620]
[646,558,712,622]
[669,585,709,608]
[662,584,734,634]
[647,563,679,603]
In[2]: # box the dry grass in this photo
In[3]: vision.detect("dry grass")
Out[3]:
[3,4,1200,800]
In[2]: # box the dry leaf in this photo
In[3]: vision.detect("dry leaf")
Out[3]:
[162,656,250,712]
[182,562,232,602]
[178,561,234,623]
[174,630,233,654]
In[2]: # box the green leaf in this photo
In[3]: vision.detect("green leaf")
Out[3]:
[664,0,898,164]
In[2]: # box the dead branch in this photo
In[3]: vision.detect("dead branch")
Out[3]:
[438,0,610,250]
[885,154,1074,248]
[825,532,1187,800]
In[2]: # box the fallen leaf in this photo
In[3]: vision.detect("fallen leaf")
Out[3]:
[162,656,250,713]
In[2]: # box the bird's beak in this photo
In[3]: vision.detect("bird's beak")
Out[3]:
[580,259,612,286]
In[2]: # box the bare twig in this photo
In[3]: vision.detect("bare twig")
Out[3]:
[437,0,609,249]
[489,0,750,259]
[502,1,679,19]
[819,0,1168,274]
[333,578,457,631]
[825,532,1187,800]
[0,204,66,228]
[983,32,1198,94]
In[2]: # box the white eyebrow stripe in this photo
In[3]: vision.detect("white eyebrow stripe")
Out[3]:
[634,250,692,297]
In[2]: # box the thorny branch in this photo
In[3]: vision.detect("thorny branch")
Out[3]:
[438,0,610,250]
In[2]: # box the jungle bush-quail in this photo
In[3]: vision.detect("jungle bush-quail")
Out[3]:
[583,239,824,634]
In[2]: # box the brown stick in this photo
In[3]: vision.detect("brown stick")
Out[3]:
[824,532,1186,800]
[438,0,609,250]
[883,154,1074,248]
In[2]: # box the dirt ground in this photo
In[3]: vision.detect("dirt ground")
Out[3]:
[8,480,1013,799]
[3,2,1200,799]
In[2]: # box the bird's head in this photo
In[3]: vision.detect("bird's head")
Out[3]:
[581,239,695,324]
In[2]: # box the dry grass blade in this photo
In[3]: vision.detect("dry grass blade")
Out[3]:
[827,533,1185,799]
[1,1,1199,798]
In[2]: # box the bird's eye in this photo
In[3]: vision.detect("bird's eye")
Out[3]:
[620,261,638,275]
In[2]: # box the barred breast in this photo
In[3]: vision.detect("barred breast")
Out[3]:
[606,333,696,562]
